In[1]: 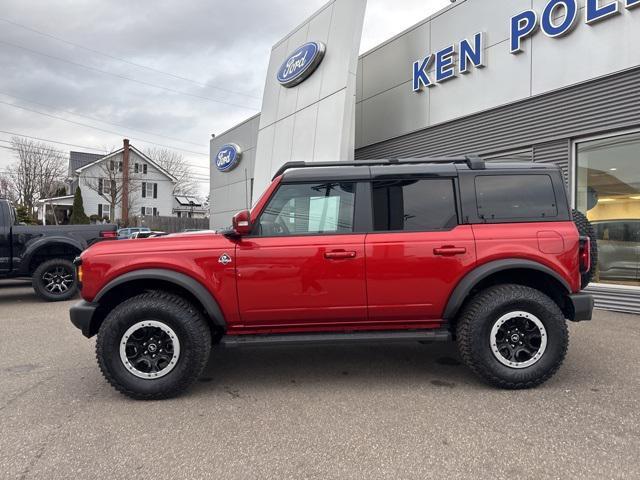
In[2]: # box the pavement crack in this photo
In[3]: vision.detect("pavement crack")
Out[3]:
[0,375,53,412]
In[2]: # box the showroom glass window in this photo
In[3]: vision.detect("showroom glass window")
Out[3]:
[257,182,356,236]
[372,178,457,231]
[576,132,640,287]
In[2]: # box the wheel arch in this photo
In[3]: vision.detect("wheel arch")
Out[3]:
[443,259,572,323]
[89,269,226,338]
[24,238,84,274]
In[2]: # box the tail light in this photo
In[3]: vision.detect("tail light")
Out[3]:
[100,230,118,238]
[579,236,591,274]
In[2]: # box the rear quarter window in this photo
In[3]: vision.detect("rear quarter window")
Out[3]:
[475,174,558,221]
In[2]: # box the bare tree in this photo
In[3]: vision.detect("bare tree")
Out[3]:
[85,157,141,222]
[8,137,67,213]
[0,174,13,200]
[144,147,198,196]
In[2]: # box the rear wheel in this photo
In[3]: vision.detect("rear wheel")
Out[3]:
[32,258,78,302]
[96,291,211,400]
[456,284,568,389]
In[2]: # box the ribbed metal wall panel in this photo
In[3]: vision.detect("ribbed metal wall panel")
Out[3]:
[586,284,640,315]
[355,67,640,160]
[533,140,570,184]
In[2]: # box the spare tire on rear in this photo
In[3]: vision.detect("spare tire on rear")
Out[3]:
[572,209,598,289]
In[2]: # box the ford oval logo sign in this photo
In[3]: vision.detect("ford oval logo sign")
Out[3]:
[277,41,326,88]
[215,144,242,172]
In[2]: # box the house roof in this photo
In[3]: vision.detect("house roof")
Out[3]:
[74,145,178,182]
[37,195,74,204]
[69,151,104,177]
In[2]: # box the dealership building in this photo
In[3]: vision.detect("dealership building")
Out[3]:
[211,0,640,313]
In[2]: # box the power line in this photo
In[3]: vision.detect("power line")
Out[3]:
[0,131,211,173]
[0,100,210,157]
[0,130,105,152]
[0,17,261,101]
[0,91,205,148]
[0,39,260,111]
[0,167,210,183]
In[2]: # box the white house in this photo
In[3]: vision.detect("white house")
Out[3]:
[38,140,178,223]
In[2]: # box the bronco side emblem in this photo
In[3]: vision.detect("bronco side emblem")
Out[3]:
[218,253,232,265]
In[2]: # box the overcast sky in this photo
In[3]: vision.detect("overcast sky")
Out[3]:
[0,0,451,193]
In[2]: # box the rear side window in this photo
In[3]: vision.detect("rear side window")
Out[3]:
[372,178,457,231]
[475,175,558,221]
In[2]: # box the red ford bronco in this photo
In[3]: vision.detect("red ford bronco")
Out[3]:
[70,157,596,399]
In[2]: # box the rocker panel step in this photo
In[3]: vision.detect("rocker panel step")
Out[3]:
[221,329,451,347]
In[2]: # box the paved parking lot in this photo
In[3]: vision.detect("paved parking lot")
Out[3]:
[0,279,638,479]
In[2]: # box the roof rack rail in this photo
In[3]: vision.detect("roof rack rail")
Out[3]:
[272,155,485,180]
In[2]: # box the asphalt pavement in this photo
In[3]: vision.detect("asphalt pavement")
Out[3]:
[0,278,638,480]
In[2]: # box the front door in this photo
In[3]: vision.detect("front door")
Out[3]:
[365,177,476,324]
[236,181,367,330]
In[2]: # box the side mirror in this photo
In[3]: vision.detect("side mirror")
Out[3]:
[232,210,252,236]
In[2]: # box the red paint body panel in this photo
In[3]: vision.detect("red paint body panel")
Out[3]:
[472,222,581,293]
[365,226,477,323]
[235,234,367,329]
[80,232,242,326]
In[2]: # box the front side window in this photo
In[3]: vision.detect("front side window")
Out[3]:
[372,178,457,231]
[576,132,640,287]
[257,183,356,237]
[475,175,558,220]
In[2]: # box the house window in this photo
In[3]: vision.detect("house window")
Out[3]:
[141,206,154,216]
[576,131,640,287]
[102,204,111,220]
[143,164,148,174]
[134,163,139,173]
[141,182,157,199]
[109,160,122,172]
[103,178,111,195]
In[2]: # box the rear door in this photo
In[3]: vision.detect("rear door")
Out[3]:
[365,176,476,324]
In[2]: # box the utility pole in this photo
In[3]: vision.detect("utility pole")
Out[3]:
[121,138,130,224]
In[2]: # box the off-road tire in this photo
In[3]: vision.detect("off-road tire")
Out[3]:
[572,209,598,289]
[96,291,211,400]
[456,284,568,389]
[32,258,78,302]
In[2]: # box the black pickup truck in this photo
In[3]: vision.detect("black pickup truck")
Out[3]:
[0,198,117,301]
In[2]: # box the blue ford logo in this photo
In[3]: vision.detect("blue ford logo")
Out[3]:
[215,144,242,172]
[277,41,326,88]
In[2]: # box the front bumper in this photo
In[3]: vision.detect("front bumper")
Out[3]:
[70,300,98,338]
[568,292,594,322]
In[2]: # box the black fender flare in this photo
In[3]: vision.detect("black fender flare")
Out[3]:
[21,236,85,274]
[443,259,571,321]
[94,268,226,327]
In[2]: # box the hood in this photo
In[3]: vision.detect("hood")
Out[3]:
[83,231,232,258]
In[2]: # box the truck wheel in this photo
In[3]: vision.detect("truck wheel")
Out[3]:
[572,209,598,289]
[32,258,78,302]
[456,284,568,389]
[96,291,211,400]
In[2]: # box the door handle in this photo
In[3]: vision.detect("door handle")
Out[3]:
[433,246,467,256]
[324,250,357,260]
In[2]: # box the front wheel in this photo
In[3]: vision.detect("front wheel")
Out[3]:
[456,284,568,389]
[96,291,212,400]
[32,258,78,302]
